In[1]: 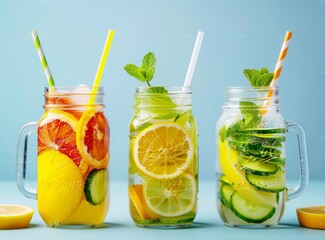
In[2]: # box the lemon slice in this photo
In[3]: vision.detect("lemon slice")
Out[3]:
[0,204,34,229]
[296,206,325,230]
[38,150,84,226]
[218,137,277,207]
[143,174,196,217]
[133,123,193,179]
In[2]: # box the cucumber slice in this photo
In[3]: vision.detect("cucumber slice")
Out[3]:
[220,184,235,208]
[268,157,285,166]
[229,140,282,159]
[243,128,286,134]
[241,161,278,176]
[220,175,231,185]
[85,169,108,205]
[246,169,285,193]
[239,155,285,167]
[159,211,195,224]
[230,192,276,223]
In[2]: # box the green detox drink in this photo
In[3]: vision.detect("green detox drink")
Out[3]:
[216,69,309,227]
[125,53,198,227]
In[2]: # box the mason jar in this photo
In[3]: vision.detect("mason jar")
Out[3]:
[17,86,110,227]
[128,86,198,227]
[216,86,309,227]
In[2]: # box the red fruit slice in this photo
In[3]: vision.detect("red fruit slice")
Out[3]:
[77,110,109,169]
[38,110,82,166]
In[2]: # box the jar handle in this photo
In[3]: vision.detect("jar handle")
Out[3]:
[286,120,309,201]
[16,122,37,200]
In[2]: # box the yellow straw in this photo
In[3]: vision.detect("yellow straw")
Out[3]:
[88,29,115,105]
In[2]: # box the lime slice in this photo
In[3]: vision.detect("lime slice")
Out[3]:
[143,174,197,217]
[133,123,193,179]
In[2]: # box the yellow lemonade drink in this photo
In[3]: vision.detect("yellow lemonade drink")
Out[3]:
[129,86,198,227]
[37,86,109,227]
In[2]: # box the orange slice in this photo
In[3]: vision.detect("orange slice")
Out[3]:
[38,110,82,166]
[77,110,109,169]
[0,204,34,229]
[296,206,325,230]
[133,123,193,179]
[129,184,160,220]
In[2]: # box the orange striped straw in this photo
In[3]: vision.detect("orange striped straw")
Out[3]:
[261,31,293,115]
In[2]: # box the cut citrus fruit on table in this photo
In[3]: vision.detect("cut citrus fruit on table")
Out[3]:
[129,184,161,220]
[133,123,193,179]
[0,204,34,229]
[296,206,325,230]
[38,110,82,166]
[38,150,84,226]
[143,174,196,217]
[77,110,109,169]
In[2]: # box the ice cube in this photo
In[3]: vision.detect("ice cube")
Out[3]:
[70,84,91,105]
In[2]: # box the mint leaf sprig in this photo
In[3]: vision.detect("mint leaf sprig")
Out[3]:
[243,68,274,88]
[124,52,156,87]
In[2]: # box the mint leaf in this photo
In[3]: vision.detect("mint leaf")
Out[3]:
[124,52,156,85]
[124,64,147,82]
[147,86,168,94]
[243,68,274,88]
[142,52,156,82]
[218,125,227,142]
[240,101,261,128]
[146,87,176,107]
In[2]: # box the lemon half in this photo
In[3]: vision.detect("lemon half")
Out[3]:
[0,204,34,229]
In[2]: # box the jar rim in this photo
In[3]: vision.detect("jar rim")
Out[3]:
[135,86,191,94]
[45,85,104,95]
[226,86,279,92]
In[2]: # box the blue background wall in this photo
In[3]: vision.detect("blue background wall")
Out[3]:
[0,0,324,181]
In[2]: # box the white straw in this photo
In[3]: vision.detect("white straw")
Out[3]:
[183,31,205,87]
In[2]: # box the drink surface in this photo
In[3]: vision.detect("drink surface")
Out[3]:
[37,86,109,227]
[128,87,198,227]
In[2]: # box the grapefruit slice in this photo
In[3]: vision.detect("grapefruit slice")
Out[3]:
[77,110,109,169]
[38,110,82,166]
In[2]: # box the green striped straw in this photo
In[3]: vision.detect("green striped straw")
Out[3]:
[31,30,55,89]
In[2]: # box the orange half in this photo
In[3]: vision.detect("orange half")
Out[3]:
[297,206,325,230]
